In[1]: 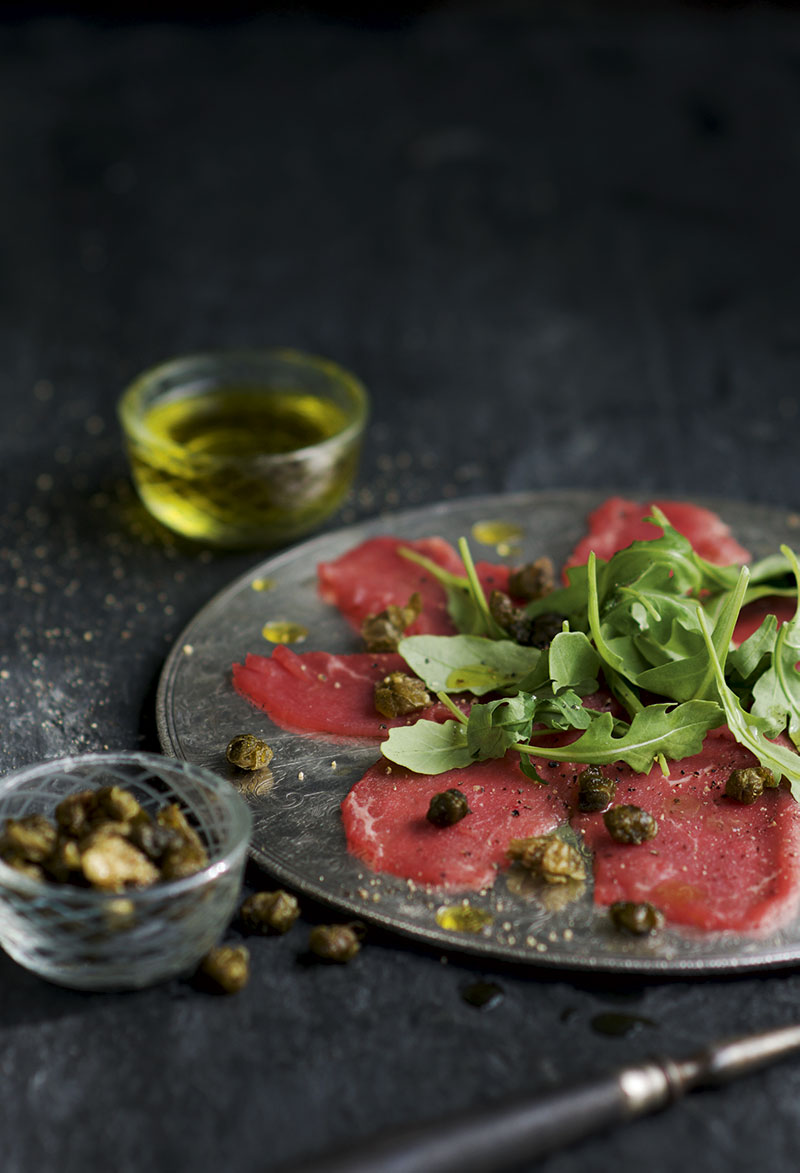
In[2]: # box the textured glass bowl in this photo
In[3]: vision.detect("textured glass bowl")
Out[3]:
[0,753,252,991]
[118,349,368,548]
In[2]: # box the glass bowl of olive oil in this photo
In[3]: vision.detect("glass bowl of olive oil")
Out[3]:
[118,349,368,548]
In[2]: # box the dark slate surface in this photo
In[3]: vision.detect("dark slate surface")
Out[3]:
[4,5,800,1171]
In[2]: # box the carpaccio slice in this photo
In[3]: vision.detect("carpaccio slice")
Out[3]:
[341,755,569,890]
[531,730,800,934]
[232,647,464,739]
[317,536,511,636]
[564,497,751,574]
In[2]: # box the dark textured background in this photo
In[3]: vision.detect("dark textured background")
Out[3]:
[4,4,800,1171]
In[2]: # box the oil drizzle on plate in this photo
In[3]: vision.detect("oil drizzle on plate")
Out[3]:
[590,1012,657,1037]
[436,903,494,933]
[461,980,504,1009]
[261,621,308,644]
[471,519,523,557]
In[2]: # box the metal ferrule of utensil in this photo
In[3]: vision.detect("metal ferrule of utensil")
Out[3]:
[283,1024,800,1173]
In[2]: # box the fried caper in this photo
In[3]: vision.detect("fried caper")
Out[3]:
[488,592,564,648]
[95,785,144,823]
[54,789,98,837]
[226,733,273,771]
[309,923,362,963]
[80,834,160,891]
[0,814,58,863]
[577,766,617,812]
[609,901,665,936]
[507,834,586,884]
[374,671,431,719]
[197,945,250,994]
[508,557,555,600]
[240,889,300,935]
[361,593,422,653]
[603,805,658,845]
[426,788,470,828]
[725,766,776,804]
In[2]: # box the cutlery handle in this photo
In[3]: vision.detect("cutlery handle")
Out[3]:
[284,1064,673,1173]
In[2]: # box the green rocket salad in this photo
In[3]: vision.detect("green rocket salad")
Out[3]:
[381,508,800,798]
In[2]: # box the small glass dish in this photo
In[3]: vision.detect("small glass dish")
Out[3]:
[118,348,369,548]
[0,752,252,991]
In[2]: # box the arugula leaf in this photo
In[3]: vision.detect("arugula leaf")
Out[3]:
[748,545,800,746]
[696,606,800,794]
[382,719,473,773]
[398,634,541,696]
[547,630,601,694]
[397,541,506,638]
[727,613,779,683]
[516,700,722,773]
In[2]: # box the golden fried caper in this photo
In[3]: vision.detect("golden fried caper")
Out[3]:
[508,557,555,600]
[361,593,422,653]
[609,901,665,936]
[426,789,470,828]
[507,834,586,884]
[240,889,300,935]
[197,945,250,994]
[309,923,363,963]
[603,805,658,845]
[374,671,431,719]
[725,766,776,804]
[226,733,273,771]
[0,814,58,863]
[577,766,617,813]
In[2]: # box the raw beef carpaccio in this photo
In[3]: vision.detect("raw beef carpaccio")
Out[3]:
[317,536,512,637]
[341,755,568,890]
[530,731,800,934]
[564,497,751,574]
[232,647,463,739]
[232,498,800,934]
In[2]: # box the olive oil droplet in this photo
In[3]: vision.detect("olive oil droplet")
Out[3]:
[436,903,493,934]
[471,520,524,556]
[251,578,275,592]
[261,621,308,644]
[461,980,504,1009]
[590,1012,657,1038]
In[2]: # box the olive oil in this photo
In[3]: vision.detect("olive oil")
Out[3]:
[435,902,494,933]
[261,620,308,644]
[128,387,356,547]
[471,520,523,557]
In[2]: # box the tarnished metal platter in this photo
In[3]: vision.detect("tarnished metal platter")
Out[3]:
[157,490,800,973]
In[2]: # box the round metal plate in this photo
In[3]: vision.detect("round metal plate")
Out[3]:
[157,489,800,973]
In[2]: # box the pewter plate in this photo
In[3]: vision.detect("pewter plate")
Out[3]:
[157,489,800,973]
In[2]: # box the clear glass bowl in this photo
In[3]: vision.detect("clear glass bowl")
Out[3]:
[118,349,369,548]
[0,752,252,991]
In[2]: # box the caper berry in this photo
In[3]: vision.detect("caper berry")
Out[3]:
[197,945,250,994]
[609,901,665,936]
[426,788,470,828]
[577,766,617,812]
[603,805,658,845]
[507,834,586,884]
[309,923,362,963]
[226,733,273,771]
[725,766,776,804]
[374,671,431,719]
[508,557,555,601]
[361,593,422,653]
[240,889,300,935]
